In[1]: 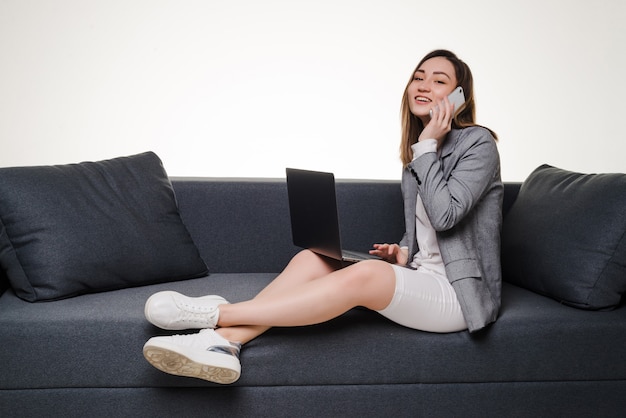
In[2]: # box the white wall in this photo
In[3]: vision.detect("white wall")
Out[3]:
[1,0,625,181]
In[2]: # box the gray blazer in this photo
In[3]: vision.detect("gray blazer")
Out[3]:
[400,126,503,333]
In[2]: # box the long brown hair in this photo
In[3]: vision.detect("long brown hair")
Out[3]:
[399,49,497,166]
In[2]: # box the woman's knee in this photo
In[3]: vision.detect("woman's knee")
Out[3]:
[350,259,394,279]
[339,261,395,305]
[291,249,325,266]
[288,250,341,275]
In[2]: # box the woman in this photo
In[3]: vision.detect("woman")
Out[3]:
[142,49,503,384]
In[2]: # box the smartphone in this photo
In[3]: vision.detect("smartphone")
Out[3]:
[430,86,466,116]
[448,86,466,113]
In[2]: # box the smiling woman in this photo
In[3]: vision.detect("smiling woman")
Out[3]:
[141,49,504,385]
[399,50,497,167]
[409,57,458,116]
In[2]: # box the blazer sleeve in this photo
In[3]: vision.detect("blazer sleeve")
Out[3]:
[407,127,500,232]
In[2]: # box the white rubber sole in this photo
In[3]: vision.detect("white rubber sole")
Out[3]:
[144,291,228,330]
[143,338,241,384]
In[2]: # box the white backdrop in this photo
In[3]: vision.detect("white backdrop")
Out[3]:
[1,0,625,181]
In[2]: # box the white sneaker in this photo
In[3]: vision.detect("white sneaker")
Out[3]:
[143,329,242,384]
[144,291,229,330]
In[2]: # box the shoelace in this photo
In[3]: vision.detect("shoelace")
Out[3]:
[176,306,218,326]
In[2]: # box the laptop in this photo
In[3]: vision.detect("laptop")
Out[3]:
[286,168,380,263]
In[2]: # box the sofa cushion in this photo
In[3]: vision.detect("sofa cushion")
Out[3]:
[0,152,208,302]
[1,275,626,390]
[502,164,626,309]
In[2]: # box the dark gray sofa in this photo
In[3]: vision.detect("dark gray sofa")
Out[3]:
[1,177,625,417]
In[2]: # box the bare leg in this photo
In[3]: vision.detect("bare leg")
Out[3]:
[217,250,341,344]
[216,252,395,344]
[253,250,343,300]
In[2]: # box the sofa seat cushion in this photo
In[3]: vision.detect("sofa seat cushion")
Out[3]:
[1,274,625,390]
[0,152,208,301]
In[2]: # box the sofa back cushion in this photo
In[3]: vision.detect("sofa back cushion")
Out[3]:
[502,164,626,309]
[171,178,406,274]
[0,152,208,302]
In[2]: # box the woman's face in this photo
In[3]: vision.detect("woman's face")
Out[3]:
[407,57,458,120]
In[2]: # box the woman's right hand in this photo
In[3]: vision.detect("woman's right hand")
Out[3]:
[370,243,408,265]
[419,96,454,146]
